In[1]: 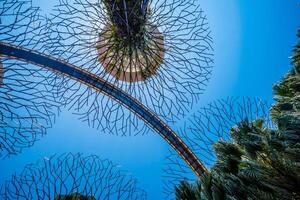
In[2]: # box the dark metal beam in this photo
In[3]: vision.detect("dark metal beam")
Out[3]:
[0,41,207,177]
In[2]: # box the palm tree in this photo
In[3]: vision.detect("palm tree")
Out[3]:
[175,180,201,200]
[175,27,300,200]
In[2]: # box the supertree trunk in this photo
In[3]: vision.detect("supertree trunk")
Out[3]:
[98,0,164,82]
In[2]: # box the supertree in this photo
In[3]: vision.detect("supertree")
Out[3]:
[1,11,207,183]
[0,0,212,177]
[0,0,218,183]
[0,0,62,158]
[0,153,147,199]
[45,0,213,136]
[162,97,272,199]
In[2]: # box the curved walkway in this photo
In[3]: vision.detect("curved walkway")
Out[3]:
[0,42,206,177]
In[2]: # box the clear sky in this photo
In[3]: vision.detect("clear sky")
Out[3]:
[0,0,299,199]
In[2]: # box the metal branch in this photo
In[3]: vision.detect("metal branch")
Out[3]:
[0,153,147,199]
[0,0,213,178]
[0,0,62,159]
[45,0,213,136]
[0,41,207,177]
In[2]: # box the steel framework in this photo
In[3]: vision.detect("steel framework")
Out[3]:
[0,0,62,158]
[0,0,211,177]
[0,41,206,177]
[0,153,147,199]
[45,0,213,136]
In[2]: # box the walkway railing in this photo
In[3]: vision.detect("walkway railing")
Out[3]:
[0,41,207,177]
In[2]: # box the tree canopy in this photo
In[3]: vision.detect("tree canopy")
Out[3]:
[175,28,300,200]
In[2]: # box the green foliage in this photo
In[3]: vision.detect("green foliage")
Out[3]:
[175,180,202,200]
[271,28,300,126]
[103,0,149,43]
[175,28,300,200]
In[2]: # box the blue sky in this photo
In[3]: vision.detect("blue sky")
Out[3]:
[0,0,299,199]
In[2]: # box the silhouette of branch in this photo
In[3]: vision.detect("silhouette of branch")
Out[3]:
[45,0,213,136]
[0,0,61,159]
[1,0,213,156]
[0,153,147,199]
[0,0,208,177]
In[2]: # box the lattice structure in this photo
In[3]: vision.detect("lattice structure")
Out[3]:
[0,0,208,177]
[0,0,61,159]
[162,97,272,200]
[0,0,213,139]
[46,0,213,136]
[0,153,147,199]
[1,41,207,177]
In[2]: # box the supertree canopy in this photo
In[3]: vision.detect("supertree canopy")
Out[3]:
[0,0,213,156]
[0,0,62,158]
[0,153,147,199]
[46,0,213,135]
[0,0,213,152]
[0,0,208,178]
[162,97,272,200]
